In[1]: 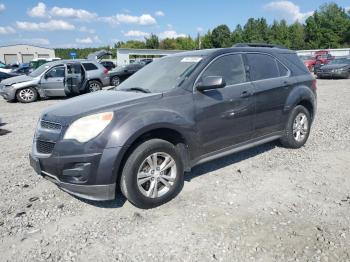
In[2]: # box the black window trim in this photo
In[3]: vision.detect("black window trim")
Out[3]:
[193,52,249,94]
[245,52,291,83]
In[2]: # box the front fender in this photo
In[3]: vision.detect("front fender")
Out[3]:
[105,109,196,149]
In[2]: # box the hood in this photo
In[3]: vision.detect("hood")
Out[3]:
[41,90,162,125]
[321,64,349,70]
[1,74,33,85]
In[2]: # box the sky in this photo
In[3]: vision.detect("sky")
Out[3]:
[0,0,349,48]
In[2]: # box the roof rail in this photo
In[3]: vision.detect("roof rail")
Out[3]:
[233,43,288,49]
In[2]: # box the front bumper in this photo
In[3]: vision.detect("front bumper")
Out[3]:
[29,146,121,201]
[0,85,16,101]
[317,71,349,79]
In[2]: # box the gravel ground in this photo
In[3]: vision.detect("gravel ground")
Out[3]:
[0,79,349,262]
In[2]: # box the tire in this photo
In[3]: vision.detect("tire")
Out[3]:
[16,87,38,103]
[120,139,184,209]
[111,76,121,87]
[88,80,102,93]
[280,105,311,149]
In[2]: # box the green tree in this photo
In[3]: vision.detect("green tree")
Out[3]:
[231,24,244,45]
[145,34,159,49]
[159,38,177,49]
[211,24,232,48]
[288,22,306,50]
[201,30,214,49]
[269,20,290,47]
[176,36,196,50]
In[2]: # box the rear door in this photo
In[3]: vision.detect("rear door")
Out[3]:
[65,63,83,96]
[194,53,255,155]
[40,65,66,97]
[246,53,291,137]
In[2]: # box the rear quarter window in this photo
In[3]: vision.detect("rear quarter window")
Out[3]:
[82,63,98,71]
[279,53,310,76]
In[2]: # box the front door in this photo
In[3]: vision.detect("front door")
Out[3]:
[40,65,66,96]
[194,53,255,156]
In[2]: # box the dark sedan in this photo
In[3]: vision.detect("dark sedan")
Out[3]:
[109,63,144,86]
[317,58,350,79]
[0,71,18,82]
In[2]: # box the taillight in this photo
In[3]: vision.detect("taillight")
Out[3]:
[311,79,317,91]
[103,69,108,75]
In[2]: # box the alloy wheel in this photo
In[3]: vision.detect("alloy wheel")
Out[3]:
[19,88,35,102]
[293,112,309,142]
[137,152,177,198]
[89,82,101,92]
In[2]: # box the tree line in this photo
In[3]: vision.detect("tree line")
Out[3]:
[55,3,350,59]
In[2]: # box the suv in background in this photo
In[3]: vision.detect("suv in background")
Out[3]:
[29,44,317,208]
[0,60,109,103]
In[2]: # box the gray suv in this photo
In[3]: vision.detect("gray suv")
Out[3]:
[30,44,317,209]
[0,60,110,103]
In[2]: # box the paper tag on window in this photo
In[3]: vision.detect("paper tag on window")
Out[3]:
[181,57,202,63]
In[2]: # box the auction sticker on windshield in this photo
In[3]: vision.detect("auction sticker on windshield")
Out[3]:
[181,57,203,63]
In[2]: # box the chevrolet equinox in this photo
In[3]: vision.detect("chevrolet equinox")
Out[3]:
[30,44,317,209]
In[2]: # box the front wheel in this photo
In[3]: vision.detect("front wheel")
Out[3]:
[280,105,311,148]
[16,87,38,103]
[88,80,102,93]
[120,139,184,209]
[111,76,121,87]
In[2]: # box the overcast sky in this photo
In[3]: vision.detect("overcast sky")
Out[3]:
[0,0,349,48]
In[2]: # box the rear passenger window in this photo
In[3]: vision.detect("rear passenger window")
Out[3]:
[201,54,246,86]
[246,54,279,81]
[82,63,98,71]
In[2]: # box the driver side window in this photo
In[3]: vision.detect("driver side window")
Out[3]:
[46,66,65,78]
[201,54,247,86]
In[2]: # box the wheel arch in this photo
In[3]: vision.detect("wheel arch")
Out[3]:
[284,85,316,121]
[113,126,192,188]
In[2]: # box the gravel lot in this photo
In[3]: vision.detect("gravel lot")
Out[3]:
[0,79,349,262]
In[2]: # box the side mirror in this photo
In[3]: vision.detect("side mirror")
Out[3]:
[196,76,226,91]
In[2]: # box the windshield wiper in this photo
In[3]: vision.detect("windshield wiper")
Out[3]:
[122,87,152,93]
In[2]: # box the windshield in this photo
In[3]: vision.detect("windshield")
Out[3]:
[117,55,203,93]
[29,63,51,77]
[329,58,350,65]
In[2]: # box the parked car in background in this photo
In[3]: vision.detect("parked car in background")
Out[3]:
[0,59,109,103]
[140,58,153,65]
[0,63,19,73]
[300,55,316,72]
[314,53,334,73]
[100,61,116,71]
[0,71,19,82]
[11,63,33,75]
[29,44,317,208]
[316,57,350,79]
[0,61,7,68]
[29,57,61,70]
[109,63,144,86]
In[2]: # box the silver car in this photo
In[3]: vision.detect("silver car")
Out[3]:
[0,60,110,103]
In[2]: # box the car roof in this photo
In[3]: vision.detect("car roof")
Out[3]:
[171,47,296,58]
[44,59,98,67]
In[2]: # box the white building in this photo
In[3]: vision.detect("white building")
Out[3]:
[117,48,186,66]
[297,48,350,57]
[0,44,55,64]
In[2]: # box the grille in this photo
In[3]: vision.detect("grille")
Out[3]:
[37,140,55,154]
[41,121,61,130]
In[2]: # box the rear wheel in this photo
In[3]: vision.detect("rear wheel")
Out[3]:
[16,87,38,103]
[88,80,102,92]
[280,105,311,148]
[120,139,184,209]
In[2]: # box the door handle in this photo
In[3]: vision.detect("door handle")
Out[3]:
[240,91,252,98]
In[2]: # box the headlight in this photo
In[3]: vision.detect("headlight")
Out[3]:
[64,112,114,143]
